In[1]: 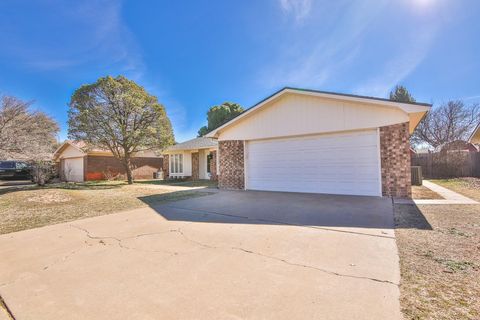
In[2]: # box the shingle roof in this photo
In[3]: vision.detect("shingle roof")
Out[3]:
[165,137,218,152]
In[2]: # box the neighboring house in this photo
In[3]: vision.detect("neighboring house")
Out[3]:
[469,123,480,145]
[205,87,431,198]
[435,140,479,153]
[53,141,163,182]
[162,137,218,180]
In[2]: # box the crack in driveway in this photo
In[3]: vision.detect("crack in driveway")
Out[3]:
[70,224,399,286]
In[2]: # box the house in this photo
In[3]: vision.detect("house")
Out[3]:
[162,137,218,180]
[469,123,480,145]
[203,87,431,198]
[53,141,163,182]
[436,140,479,153]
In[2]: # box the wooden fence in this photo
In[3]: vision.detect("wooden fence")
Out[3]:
[412,151,480,179]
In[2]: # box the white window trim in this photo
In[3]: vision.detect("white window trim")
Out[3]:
[169,154,184,175]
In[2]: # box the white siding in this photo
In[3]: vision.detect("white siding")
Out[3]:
[246,130,381,196]
[60,145,85,158]
[219,93,409,141]
[199,149,208,179]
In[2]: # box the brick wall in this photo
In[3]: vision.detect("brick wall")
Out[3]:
[163,154,169,179]
[218,140,244,190]
[191,152,199,180]
[210,150,217,181]
[380,122,412,198]
[85,156,163,181]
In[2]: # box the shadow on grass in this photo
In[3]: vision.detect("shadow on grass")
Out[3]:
[394,203,433,230]
[135,179,218,188]
[138,190,215,206]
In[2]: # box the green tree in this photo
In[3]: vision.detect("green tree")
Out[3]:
[389,85,416,103]
[197,102,244,136]
[68,76,174,184]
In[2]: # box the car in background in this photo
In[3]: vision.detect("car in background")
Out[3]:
[0,160,31,180]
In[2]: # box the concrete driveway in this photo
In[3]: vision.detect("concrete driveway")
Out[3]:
[0,190,401,320]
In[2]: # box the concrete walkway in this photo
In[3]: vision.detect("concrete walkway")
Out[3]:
[396,180,478,205]
[0,190,401,320]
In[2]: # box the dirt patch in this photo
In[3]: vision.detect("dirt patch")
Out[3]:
[395,203,480,319]
[27,191,73,203]
[411,185,443,200]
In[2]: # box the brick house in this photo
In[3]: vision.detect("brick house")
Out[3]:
[204,87,431,198]
[162,137,218,181]
[53,141,163,182]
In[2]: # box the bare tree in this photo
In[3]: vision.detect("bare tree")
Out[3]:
[0,96,59,185]
[0,96,59,160]
[411,100,480,148]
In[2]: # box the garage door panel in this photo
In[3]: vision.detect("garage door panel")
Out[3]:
[63,158,84,182]
[246,130,381,196]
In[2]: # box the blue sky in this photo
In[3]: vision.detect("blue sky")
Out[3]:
[0,0,479,142]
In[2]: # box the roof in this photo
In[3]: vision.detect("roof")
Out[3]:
[164,137,218,152]
[469,123,480,143]
[206,87,432,138]
[54,140,162,160]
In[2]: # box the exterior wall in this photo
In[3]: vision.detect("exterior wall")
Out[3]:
[199,149,208,180]
[218,141,244,189]
[85,156,163,180]
[218,93,409,141]
[210,150,218,181]
[191,152,199,180]
[163,154,169,179]
[59,145,85,158]
[380,122,412,198]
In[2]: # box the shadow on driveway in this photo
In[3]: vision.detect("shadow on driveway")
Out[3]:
[139,190,433,230]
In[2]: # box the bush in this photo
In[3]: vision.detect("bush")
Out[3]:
[30,160,57,186]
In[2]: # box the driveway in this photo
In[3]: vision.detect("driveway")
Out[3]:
[0,190,401,320]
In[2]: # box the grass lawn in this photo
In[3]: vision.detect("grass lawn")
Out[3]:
[411,185,443,200]
[395,177,480,319]
[0,180,216,235]
[430,178,480,202]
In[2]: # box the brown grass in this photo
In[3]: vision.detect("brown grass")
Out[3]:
[431,178,480,202]
[395,201,480,320]
[411,185,444,200]
[0,181,214,235]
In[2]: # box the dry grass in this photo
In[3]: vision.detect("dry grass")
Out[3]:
[431,178,480,202]
[395,201,480,319]
[411,185,444,200]
[0,180,214,235]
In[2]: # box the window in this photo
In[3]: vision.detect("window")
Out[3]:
[169,154,183,174]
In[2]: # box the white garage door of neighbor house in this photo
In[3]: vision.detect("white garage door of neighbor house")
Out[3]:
[63,158,84,182]
[246,130,381,196]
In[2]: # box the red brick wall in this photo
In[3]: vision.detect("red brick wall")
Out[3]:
[380,122,412,198]
[191,152,199,180]
[85,156,163,181]
[218,140,244,190]
[210,150,218,181]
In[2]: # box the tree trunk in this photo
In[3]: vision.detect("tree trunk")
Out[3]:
[123,155,133,184]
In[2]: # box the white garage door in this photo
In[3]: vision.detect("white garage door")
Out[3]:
[246,130,381,196]
[63,158,84,182]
